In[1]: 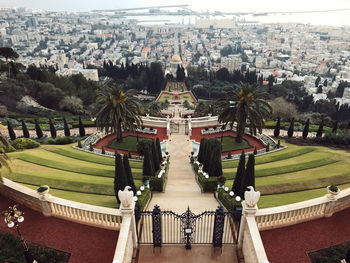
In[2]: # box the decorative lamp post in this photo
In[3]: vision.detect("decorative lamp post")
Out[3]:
[2,205,37,263]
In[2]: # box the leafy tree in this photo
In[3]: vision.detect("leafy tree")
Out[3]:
[59,96,83,114]
[219,82,272,143]
[232,150,245,196]
[142,146,154,177]
[0,47,19,78]
[49,118,57,138]
[63,118,70,137]
[316,120,324,138]
[7,121,16,141]
[114,153,128,203]
[123,154,136,194]
[274,117,281,138]
[156,138,162,163]
[21,120,29,138]
[240,154,255,199]
[78,116,85,137]
[287,118,294,138]
[34,119,43,139]
[216,68,230,82]
[0,130,11,182]
[332,121,338,134]
[95,85,142,143]
[152,141,160,172]
[302,119,310,139]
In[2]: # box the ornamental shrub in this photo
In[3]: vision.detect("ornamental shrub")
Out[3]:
[266,143,270,152]
[34,119,43,139]
[137,139,153,156]
[63,117,70,137]
[128,151,132,158]
[287,118,294,138]
[143,146,155,177]
[89,143,93,151]
[114,153,128,203]
[49,118,57,138]
[152,141,160,171]
[123,154,136,194]
[46,136,73,145]
[316,120,324,138]
[253,146,258,155]
[101,146,105,154]
[78,116,85,137]
[12,138,40,149]
[273,117,281,138]
[302,119,310,139]
[227,152,232,159]
[240,154,255,199]
[77,139,82,148]
[232,150,245,196]
[21,120,30,138]
[277,140,281,148]
[7,120,16,141]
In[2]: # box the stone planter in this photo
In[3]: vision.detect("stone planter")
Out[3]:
[37,185,50,199]
[327,186,340,200]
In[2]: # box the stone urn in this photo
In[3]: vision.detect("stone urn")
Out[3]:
[327,185,340,200]
[37,185,50,199]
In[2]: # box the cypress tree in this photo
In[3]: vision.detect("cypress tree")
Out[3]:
[203,138,213,173]
[240,154,255,199]
[208,143,223,177]
[347,121,350,131]
[34,119,43,139]
[63,117,70,137]
[123,154,136,194]
[156,138,162,163]
[198,138,206,164]
[21,120,29,138]
[332,121,338,134]
[316,120,324,138]
[114,153,128,203]
[287,118,294,138]
[152,141,160,171]
[101,146,105,154]
[49,118,57,138]
[232,150,245,196]
[273,117,281,138]
[7,121,16,141]
[302,119,310,139]
[143,146,154,177]
[78,116,85,137]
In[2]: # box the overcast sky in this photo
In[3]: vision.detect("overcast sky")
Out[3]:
[1,0,350,12]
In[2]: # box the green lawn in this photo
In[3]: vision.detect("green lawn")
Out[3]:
[220,136,250,152]
[4,143,143,208]
[222,141,350,208]
[157,93,173,102]
[108,136,152,152]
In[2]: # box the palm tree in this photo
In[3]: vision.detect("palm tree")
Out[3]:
[0,129,11,182]
[219,82,271,143]
[95,85,143,143]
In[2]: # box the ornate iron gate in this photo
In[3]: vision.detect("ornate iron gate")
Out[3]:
[136,205,241,249]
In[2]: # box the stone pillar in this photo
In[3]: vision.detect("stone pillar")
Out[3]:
[38,187,53,217]
[324,188,340,218]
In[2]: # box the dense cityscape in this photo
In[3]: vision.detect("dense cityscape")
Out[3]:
[0,4,350,263]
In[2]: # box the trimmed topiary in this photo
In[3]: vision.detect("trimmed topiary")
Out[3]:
[232,150,245,196]
[77,139,82,148]
[156,138,162,163]
[266,143,270,152]
[114,153,128,203]
[63,117,70,137]
[34,119,43,139]
[274,117,281,138]
[152,141,160,171]
[12,138,39,149]
[240,154,255,199]
[227,152,232,159]
[123,154,136,194]
[316,120,324,138]
[7,120,16,141]
[253,146,258,155]
[21,120,29,138]
[277,140,281,148]
[49,118,57,138]
[89,143,93,151]
[302,119,310,139]
[78,116,85,137]
[287,118,294,138]
[101,146,105,154]
[143,146,155,177]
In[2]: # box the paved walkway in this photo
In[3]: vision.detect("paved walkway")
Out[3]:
[147,133,220,213]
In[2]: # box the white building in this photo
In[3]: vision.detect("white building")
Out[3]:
[56,68,99,81]
[221,54,242,72]
[195,18,236,29]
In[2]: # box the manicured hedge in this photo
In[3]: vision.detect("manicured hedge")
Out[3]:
[12,138,40,149]
[46,136,73,145]
[217,188,241,213]
[136,187,151,211]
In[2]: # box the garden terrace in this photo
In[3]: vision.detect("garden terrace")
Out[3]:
[0,194,118,263]
[3,143,145,208]
[221,141,350,208]
[190,127,265,156]
[94,127,168,156]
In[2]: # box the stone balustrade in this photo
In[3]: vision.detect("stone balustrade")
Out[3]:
[0,178,122,230]
[256,188,350,231]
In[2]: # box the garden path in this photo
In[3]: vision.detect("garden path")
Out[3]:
[146,134,220,213]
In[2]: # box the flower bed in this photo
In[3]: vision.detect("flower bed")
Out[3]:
[0,231,70,263]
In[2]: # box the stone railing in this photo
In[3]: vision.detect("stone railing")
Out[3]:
[201,125,231,135]
[136,127,157,135]
[0,178,122,230]
[255,187,350,231]
[82,131,104,148]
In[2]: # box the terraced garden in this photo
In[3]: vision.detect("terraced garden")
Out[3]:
[3,144,144,208]
[222,141,350,208]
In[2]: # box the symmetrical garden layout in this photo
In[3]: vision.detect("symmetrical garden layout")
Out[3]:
[4,139,350,209]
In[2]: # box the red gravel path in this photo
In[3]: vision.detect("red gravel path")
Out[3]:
[190,127,265,156]
[94,127,168,155]
[260,207,350,263]
[0,194,118,263]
